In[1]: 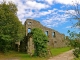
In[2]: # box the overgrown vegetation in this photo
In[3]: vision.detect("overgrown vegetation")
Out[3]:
[31,28,48,57]
[67,0,80,58]
[0,47,70,60]
[0,1,25,52]
[68,31,80,58]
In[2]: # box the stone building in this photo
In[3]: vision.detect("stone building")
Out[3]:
[24,19,66,54]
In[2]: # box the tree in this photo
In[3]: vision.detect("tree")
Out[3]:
[68,30,80,57]
[67,1,80,58]
[0,1,25,52]
[67,1,80,29]
[31,28,48,57]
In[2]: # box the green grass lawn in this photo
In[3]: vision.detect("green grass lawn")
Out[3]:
[0,51,47,60]
[16,53,47,60]
[50,47,71,56]
[0,47,71,60]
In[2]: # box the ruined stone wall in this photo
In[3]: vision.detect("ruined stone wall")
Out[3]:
[24,19,67,55]
[25,19,66,48]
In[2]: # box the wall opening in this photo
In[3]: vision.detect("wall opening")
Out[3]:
[45,31,48,36]
[28,22,31,25]
[52,32,55,37]
[28,28,31,33]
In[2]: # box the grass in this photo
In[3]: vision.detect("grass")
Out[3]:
[74,58,80,60]
[17,54,47,60]
[73,55,80,60]
[50,47,71,56]
[0,51,47,60]
[0,47,71,60]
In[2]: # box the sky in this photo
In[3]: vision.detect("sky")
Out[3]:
[0,0,80,36]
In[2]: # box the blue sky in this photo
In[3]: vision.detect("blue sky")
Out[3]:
[0,0,80,36]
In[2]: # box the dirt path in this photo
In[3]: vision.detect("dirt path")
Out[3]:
[0,58,19,60]
[48,50,74,60]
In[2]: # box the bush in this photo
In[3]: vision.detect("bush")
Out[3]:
[68,30,80,58]
[31,28,48,57]
[73,48,80,58]
[0,35,11,52]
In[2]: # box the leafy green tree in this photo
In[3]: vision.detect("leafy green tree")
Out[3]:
[68,30,80,58]
[31,28,48,57]
[67,1,80,58]
[0,1,25,52]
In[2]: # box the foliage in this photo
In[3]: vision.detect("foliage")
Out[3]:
[74,56,80,60]
[73,48,80,58]
[0,1,25,52]
[31,28,48,57]
[68,30,80,58]
[67,1,80,58]
[67,1,80,29]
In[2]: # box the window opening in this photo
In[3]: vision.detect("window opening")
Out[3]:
[28,28,31,33]
[45,31,48,36]
[52,32,55,37]
[28,22,31,25]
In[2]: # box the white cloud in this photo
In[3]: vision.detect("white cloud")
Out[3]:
[0,0,71,27]
[26,1,49,10]
[37,0,80,5]
[76,26,80,29]
[1,0,20,4]
[66,25,80,29]
[66,26,72,28]
[0,0,2,3]
[39,10,53,16]
[42,9,69,28]
[66,10,77,16]
[45,0,54,5]
[55,0,80,5]
[0,0,50,23]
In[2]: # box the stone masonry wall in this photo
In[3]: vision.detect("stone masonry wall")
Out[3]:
[25,19,66,48]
